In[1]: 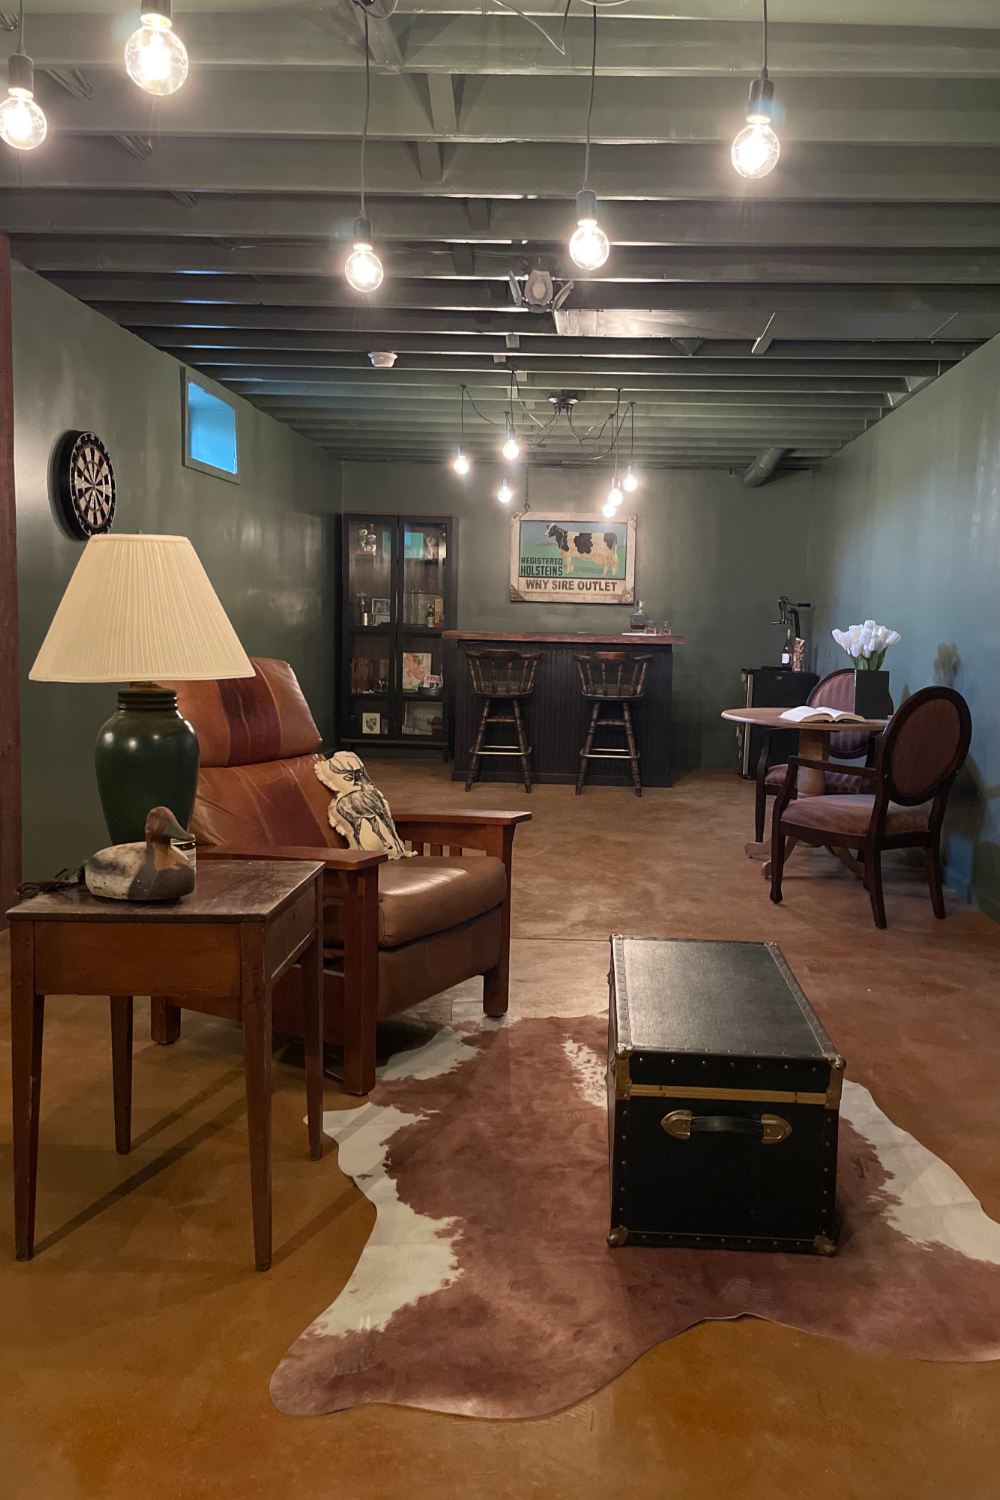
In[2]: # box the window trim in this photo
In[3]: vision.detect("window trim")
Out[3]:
[181,371,241,484]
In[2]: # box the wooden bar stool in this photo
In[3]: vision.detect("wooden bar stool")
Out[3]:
[465,648,542,792]
[574,652,651,797]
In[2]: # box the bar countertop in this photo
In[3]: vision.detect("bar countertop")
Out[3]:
[443,631,685,645]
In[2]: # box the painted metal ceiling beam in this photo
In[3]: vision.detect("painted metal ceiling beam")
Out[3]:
[208,358,950,385]
[18,238,1000,285]
[29,71,1000,147]
[53,272,1000,315]
[5,194,1000,248]
[4,15,1000,76]
[4,137,1000,201]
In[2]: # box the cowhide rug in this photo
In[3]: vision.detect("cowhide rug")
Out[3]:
[270,1016,1000,1420]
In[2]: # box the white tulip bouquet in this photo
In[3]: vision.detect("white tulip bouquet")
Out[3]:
[832,619,901,671]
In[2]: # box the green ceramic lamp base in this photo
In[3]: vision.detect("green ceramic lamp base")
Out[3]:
[95,684,200,844]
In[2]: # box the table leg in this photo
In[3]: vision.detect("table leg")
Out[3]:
[796,728,830,796]
[150,997,181,1046]
[11,923,43,1263]
[110,995,134,1155]
[240,926,272,1272]
[302,876,325,1162]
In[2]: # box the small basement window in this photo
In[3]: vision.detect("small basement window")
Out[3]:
[183,375,239,481]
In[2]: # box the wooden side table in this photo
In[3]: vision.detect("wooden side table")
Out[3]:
[7,858,326,1272]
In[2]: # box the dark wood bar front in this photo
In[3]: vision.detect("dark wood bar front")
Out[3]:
[445,632,685,787]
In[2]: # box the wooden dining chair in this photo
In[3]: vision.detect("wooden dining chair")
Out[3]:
[754,667,890,841]
[769,686,972,929]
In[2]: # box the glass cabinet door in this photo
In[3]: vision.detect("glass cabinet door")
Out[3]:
[397,521,448,743]
[343,516,395,742]
[399,521,449,630]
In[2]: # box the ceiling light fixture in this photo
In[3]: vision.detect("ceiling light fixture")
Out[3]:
[623,469,638,493]
[452,386,471,475]
[569,7,610,272]
[498,477,513,505]
[344,5,384,293]
[1,1,47,150]
[124,0,189,97]
[732,0,780,179]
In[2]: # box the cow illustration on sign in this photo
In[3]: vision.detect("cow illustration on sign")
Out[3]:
[544,524,619,578]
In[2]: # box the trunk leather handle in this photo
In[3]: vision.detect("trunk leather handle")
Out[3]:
[661,1109,792,1145]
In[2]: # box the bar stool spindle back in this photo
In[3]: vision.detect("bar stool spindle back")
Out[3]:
[574,651,651,796]
[465,648,542,792]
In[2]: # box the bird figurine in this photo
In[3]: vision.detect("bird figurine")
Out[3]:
[84,806,196,902]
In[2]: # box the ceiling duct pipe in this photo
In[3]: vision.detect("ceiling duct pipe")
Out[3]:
[742,447,788,489]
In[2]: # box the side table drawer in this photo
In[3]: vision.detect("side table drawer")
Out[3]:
[34,922,242,998]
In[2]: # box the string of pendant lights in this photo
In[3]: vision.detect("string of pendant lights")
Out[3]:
[732,0,780,179]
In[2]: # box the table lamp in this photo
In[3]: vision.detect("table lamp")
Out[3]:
[30,534,254,844]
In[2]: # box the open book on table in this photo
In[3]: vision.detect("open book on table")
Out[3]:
[779,705,867,725]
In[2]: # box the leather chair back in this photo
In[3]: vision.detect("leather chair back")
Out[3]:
[162,659,344,849]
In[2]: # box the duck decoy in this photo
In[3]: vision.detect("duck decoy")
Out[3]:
[84,806,196,902]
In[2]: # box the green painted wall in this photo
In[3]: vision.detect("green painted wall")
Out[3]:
[341,461,816,768]
[14,265,341,880]
[798,337,1000,922]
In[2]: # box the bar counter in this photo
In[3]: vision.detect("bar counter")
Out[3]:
[444,631,685,787]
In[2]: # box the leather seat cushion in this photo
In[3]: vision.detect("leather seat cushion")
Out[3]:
[782,794,928,837]
[325,856,507,949]
[765,763,868,794]
[166,658,321,768]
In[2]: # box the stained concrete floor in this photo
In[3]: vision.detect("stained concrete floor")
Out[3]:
[2,765,999,1499]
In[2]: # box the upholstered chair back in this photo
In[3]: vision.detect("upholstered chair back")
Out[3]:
[808,667,886,759]
[164,659,343,849]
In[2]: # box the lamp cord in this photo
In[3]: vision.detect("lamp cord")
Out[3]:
[762,0,768,74]
[17,0,24,54]
[360,8,371,216]
[583,4,597,189]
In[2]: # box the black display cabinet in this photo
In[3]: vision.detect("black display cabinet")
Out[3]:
[338,514,455,753]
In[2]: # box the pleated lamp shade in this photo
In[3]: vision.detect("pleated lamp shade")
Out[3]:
[30,534,254,683]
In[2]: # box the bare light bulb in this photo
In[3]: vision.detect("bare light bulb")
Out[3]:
[732,73,780,179]
[569,189,610,272]
[125,5,189,97]
[345,217,384,292]
[502,435,520,461]
[0,55,46,151]
[453,448,470,476]
[498,478,513,504]
[602,500,617,518]
[623,469,638,493]
[608,484,623,508]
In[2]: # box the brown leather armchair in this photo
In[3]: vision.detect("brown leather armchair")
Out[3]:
[155,659,530,1094]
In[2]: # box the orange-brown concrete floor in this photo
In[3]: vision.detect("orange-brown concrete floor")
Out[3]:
[2,765,1000,1500]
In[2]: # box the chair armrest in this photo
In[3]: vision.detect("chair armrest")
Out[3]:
[198,844,387,872]
[787,757,877,779]
[392,811,532,828]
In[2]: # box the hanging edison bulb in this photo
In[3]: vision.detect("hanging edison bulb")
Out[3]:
[345,216,384,293]
[569,190,610,272]
[732,74,779,179]
[623,468,638,493]
[453,448,470,476]
[502,427,520,461]
[0,53,46,150]
[498,477,513,504]
[125,0,189,97]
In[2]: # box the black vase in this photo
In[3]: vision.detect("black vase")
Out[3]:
[94,685,200,844]
[853,670,892,720]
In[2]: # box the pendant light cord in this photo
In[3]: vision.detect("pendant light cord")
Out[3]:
[360,8,371,216]
[583,4,597,189]
[762,0,768,74]
[17,0,25,54]
[629,401,635,466]
[460,385,466,444]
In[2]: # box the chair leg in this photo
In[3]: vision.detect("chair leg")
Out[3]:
[865,843,887,929]
[622,702,642,797]
[755,781,768,843]
[466,698,492,791]
[769,829,786,905]
[577,702,600,794]
[512,699,532,793]
[927,837,947,919]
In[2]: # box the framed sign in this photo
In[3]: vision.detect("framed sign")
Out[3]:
[509,512,635,604]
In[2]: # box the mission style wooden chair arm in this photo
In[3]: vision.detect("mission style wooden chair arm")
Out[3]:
[198,844,388,872]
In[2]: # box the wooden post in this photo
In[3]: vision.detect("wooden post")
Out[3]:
[0,235,20,920]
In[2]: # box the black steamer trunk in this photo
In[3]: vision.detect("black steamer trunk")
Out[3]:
[608,938,844,1254]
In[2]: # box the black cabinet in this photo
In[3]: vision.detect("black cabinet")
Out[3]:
[736,666,819,778]
[338,514,455,751]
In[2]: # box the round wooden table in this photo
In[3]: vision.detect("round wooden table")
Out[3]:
[721,706,890,871]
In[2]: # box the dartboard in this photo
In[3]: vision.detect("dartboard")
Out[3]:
[55,431,116,540]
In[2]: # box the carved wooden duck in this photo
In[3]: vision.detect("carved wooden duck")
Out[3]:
[84,806,196,902]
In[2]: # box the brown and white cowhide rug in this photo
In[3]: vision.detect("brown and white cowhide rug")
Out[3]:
[270,1016,1000,1420]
